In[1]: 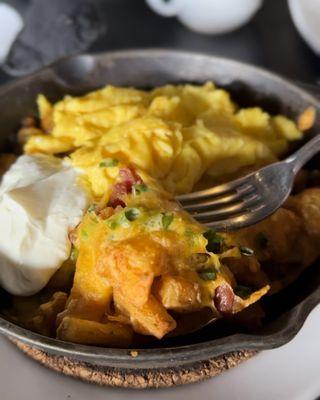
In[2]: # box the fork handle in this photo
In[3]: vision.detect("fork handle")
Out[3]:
[286,134,320,174]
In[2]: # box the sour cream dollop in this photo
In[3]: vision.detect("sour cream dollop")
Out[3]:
[0,154,89,296]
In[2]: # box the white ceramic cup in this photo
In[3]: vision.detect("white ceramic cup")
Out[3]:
[288,0,320,55]
[0,3,23,64]
[146,0,263,34]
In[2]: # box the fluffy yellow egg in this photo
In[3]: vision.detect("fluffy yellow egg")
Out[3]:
[24,82,303,198]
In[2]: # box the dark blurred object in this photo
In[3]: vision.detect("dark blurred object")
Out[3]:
[0,0,319,84]
[3,0,106,76]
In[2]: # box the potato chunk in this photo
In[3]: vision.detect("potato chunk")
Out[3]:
[97,235,169,307]
[291,188,320,241]
[57,215,113,324]
[114,292,176,339]
[154,274,203,312]
[228,208,302,264]
[97,235,176,338]
[57,317,133,346]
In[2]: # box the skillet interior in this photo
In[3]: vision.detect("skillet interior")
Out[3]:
[0,49,319,369]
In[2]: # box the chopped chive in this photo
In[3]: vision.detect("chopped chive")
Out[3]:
[109,221,118,230]
[198,268,217,281]
[256,232,268,249]
[99,158,119,168]
[107,209,141,230]
[81,230,89,240]
[133,183,148,195]
[87,204,96,213]
[124,208,140,221]
[234,285,253,299]
[240,246,254,256]
[203,229,224,253]
[162,213,174,230]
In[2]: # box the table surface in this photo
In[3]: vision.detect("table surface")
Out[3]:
[0,305,319,400]
[0,1,319,399]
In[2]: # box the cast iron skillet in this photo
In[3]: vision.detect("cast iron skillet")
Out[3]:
[0,49,319,369]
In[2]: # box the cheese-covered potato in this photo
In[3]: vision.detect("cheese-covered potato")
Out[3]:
[56,168,269,341]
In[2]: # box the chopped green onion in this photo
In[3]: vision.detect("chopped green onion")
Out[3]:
[107,209,140,230]
[81,230,89,240]
[162,213,174,230]
[234,285,253,299]
[240,246,254,256]
[198,268,217,281]
[256,232,268,249]
[133,183,148,195]
[87,204,96,213]
[108,221,118,230]
[203,229,224,253]
[99,158,119,168]
[124,208,140,221]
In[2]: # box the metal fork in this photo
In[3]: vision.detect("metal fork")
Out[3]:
[176,134,320,231]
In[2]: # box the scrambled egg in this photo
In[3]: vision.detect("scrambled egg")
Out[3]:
[25,82,302,198]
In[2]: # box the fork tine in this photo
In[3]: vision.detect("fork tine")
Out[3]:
[188,193,262,221]
[191,202,246,221]
[177,173,256,203]
[177,160,292,231]
[182,187,255,212]
[204,214,250,230]
[242,193,262,208]
[203,202,269,231]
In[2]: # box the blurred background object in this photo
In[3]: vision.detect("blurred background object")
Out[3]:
[0,0,319,84]
[288,0,320,55]
[2,0,106,76]
[145,0,263,34]
[0,3,23,64]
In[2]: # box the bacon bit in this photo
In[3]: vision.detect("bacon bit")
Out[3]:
[119,166,143,190]
[214,284,235,315]
[298,106,316,131]
[98,207,115,220]
[108,166,143,208]
[108,183,128,208]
